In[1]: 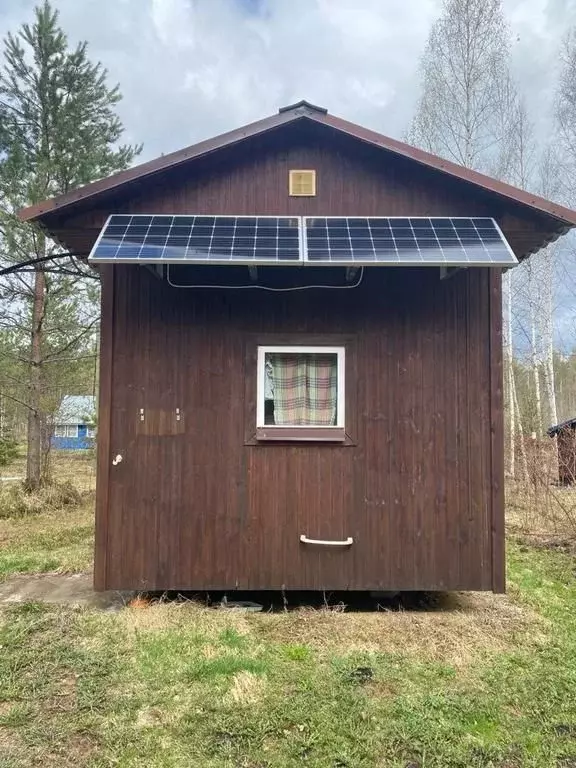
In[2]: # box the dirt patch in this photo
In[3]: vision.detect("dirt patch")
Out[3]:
[0,573,132,609]
[48,674,78,713]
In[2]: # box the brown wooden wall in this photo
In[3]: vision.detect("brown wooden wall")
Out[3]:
[95,264,504,592]
[80,122,506,592]
[557,428,576,485]
[51,121,543,260]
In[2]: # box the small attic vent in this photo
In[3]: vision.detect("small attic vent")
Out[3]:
[289,169,316,197]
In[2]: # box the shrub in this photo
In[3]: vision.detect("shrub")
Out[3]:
[0,436,19,467]
[0,480,82,519]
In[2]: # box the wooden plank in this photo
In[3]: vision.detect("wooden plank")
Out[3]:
[489,268,506,593]
[93,265,114,590]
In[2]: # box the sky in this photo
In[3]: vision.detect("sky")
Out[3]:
[1,0,576,350]
[1,0,574,161]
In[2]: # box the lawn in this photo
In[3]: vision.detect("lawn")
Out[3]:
[1,456,576,766]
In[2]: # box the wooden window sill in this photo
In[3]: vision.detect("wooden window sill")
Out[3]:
[256,426,346,442]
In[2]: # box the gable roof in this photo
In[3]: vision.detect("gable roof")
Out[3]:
[18,100,576,255]
[55,395,96,425]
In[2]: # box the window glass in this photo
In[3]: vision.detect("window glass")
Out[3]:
[263,351,338,426]
[65,425,78,438]
[54,425,66,437]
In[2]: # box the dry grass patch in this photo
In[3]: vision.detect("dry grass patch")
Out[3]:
[250,591,545,666]
[224,671,267,706]
[0,450,96,493]
[507,480,576,540]
[118,600,253,637]
[0,480,82,520]
[113,589,545,669]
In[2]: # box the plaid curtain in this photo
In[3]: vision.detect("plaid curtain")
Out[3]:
[269,354,337,426]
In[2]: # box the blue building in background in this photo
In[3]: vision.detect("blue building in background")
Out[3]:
[52,395,96,450]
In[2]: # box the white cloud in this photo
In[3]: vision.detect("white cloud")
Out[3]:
[0,0,573,157]
[0,0,441,158]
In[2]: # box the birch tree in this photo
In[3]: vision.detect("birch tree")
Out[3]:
[0,1,140,489]
[407,0,512,172]
[408,0,534,477]
[557,28,576,204]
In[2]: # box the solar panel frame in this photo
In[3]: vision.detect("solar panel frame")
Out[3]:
[89,214,304,265]
[302,216,518,267]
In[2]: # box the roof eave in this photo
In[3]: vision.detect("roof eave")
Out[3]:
[18,105,576,245]
[18,108,312,222]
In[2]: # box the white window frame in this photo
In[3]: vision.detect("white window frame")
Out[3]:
[256,345,345,439]
[86,425,96,438]
[54,424,78,438]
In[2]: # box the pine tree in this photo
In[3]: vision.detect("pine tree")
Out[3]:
[0,1,141,489]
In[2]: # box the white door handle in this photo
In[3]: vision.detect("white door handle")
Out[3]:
[112,454,123,466]
[300,535,353,546]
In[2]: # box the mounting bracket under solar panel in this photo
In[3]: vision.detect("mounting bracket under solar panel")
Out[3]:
[439,266,463,280]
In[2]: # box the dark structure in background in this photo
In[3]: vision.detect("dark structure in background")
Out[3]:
[20,101,576,593]
[548,418,576,485]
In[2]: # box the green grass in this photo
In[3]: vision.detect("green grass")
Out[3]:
[0,451,95,581]
[0,503,94,581]
[0,543,575,766]
[2,454,576,765]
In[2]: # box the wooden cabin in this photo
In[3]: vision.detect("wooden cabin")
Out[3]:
[548,418,576,485]
[51,395,96,451]
[20,101,576,593]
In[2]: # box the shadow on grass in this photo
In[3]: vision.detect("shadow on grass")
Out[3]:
[130,589,471,613]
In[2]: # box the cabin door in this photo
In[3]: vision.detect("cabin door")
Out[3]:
[105,404,189,590]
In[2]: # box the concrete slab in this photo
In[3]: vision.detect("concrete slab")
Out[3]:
[0,573,133,611]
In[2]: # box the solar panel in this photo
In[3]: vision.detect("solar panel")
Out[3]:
[303,217,517,267]
[88,215,517,268]
[89,215,301,264]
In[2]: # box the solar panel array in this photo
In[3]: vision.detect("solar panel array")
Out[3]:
[90,215,301,263]
[304,217,516,266]
[88,214,517,267]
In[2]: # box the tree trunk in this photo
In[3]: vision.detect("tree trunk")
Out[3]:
[541,247,558,480]
[503,271,515,477]
[25,266,46,491]
[531,321,542,437]
[528,261,543,437]
[512,368,530,484]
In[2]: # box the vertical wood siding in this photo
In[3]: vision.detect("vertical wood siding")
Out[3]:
[82,127,506,591]
[97,264,499,591]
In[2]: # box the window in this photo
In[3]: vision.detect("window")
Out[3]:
[54,425,78,439]
[86,425,96,439]
[256,346,345,441]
